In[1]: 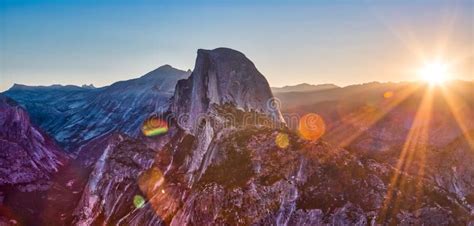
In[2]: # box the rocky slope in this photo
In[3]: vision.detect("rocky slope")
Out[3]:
[0,94,65,191]
[0,94,66,225]
[70,48,472,225]
[278,81,474,222]
[4,65,191,151]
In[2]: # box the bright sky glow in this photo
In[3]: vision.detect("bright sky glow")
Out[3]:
[419,61,451,85]
[0,0,473,91]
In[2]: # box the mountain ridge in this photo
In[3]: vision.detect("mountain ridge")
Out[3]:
[3,64,191,151]
[271,83,339,93]
[8,83,94,91]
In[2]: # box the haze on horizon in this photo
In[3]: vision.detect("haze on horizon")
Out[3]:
[1,0,473,91]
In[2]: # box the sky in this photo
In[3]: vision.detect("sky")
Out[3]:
[1,0,473,91]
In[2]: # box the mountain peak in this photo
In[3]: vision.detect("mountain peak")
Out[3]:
[171,48,284,133]
[81,84,96,89]
[196,47,247,59]
[154,64,175,71]
[159,64,173,68]
[9,83,36,91]
[139,64,190,80]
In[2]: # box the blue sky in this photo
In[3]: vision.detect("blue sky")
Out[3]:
[1,0,473,91]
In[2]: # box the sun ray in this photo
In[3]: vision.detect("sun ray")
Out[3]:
[392,87,433,212]
[367,5,426,61]
[379,86,434,222]
[433,2,459,59]
[326,84,420,147]
[440,85,474,149]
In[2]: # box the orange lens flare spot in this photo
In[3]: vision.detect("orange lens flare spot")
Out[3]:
[142,117,168,137]
[384,91,394,98]
[275,132,290,149]
[137,167,177,220]
[298,113,326,141]
[138,167,165,197]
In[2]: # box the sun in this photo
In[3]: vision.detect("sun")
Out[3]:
[418,61,450,85]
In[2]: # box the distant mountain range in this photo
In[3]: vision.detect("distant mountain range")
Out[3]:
[271,83,339,93]
[4,65,191,152]
[9,84,96,91]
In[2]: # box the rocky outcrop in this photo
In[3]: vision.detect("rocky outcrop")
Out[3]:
[0,94,67,225]
[72,135,155,225]
[162,128,467,225]
[170,48,284,134]
[167,48,286,178]
[0,94,65,191]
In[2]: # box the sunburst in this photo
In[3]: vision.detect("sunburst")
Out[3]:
[418,61,451,85]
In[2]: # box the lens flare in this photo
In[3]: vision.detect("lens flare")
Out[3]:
[298,113,326,141]
[384,91,394,99]
[142,117,168,137]
[135,167,178,221]
[275,132,290,148]
[133,195,145,209]
[138,167,165,197]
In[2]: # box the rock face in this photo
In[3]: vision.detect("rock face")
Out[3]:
[0,94,67,225]
[171,48,284,134]
[70,48,472,225]
[0,94,65,191]
[4,65,191,151]
[72,135,157,225]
